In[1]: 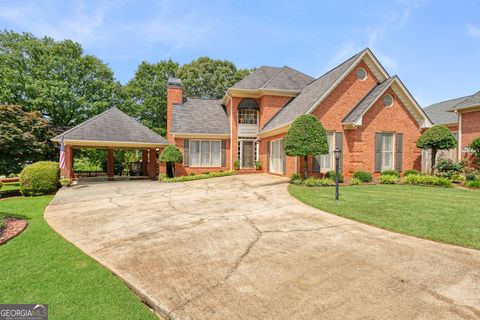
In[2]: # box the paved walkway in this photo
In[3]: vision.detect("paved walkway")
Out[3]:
[45,174,480,319]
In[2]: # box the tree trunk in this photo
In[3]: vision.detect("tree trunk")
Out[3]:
[431,148,437,175]
[303,155,309,179]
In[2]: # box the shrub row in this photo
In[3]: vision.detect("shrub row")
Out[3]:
[379,174,399,184]
[159,171,236,182]
[352,171,372,183]
[465,180,480,188]
[403,174,452,188]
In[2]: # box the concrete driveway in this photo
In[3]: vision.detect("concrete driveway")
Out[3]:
[45,174,480,319]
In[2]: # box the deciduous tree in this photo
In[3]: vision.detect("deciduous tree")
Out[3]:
[416,125,457,173]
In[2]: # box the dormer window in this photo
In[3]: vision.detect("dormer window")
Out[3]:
[238,98,259,125]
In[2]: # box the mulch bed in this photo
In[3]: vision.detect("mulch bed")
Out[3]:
[0,218,28,245]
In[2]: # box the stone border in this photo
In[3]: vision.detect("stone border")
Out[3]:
[0,218,28,245]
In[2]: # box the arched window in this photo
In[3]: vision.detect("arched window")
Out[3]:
[238,99,259,125]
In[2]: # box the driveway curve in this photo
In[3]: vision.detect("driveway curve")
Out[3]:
[45,174,480,319]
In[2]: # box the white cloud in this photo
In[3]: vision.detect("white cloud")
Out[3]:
[467,24,480,38]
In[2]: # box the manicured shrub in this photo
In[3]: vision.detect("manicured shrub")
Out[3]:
[160,171,235,182]
[350,177,362,185]
[201,172,210,175]
[403,169,419,177]
[325,170,344,183]
[20,161,60,196]
[380,170,400,177]
[290,173,302,185]
[353,171,372,183]
[465,180,480,188]
[403,174,452,188]
[303,177,334,187]
[189,172,196,176]
[435,159,466,179]
[160,145,183,177]
[379,174,399,184]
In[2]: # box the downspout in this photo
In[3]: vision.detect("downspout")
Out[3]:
[457,111,462,161]
[229,94,234,171]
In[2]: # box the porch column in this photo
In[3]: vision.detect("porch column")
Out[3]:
[142,149,149,176]
[149,148,157,180]
[62,144,74,179]
[107,148,114,178]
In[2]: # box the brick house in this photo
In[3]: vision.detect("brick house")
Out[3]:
[424,91,480,165]
[167,48,432,178]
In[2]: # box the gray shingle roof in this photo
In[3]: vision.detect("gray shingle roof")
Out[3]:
[343,76,396,123]
[53,107,169,144]
[450,91,480,111]
[232,66,314,91]
[261,50,364,132]
[171,98,230,135]
[423,96,467,125]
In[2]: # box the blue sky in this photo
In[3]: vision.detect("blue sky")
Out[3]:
[0,0,479,106]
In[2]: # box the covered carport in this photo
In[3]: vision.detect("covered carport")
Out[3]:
[51,107,169,180]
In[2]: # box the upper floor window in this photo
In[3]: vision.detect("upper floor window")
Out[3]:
[238,98,259,125]
[356,68,368,81]
[238,109,258,124]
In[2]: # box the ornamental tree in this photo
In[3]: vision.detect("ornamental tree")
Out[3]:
[416,125,457,174]
[160,145,183,177]
[284,115,328,178]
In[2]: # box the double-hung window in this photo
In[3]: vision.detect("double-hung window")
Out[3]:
[190,140,221,167]
[381,133,394,171]
[314,132,335,172]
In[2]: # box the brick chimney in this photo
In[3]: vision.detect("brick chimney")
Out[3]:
[167,77,183,142]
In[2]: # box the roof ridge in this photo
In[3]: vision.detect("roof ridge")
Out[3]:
[424,94,472,109]
[260,66,286,89]
[53,107,116,139]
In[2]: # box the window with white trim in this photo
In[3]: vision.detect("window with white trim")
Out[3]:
[190,140,221,167]
[238,109,258,124]
[381,133,394,171]
[315,132,335,171]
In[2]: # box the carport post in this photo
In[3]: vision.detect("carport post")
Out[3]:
[149,148,157,180]
[142,149,149,176]
[107,148,114,178]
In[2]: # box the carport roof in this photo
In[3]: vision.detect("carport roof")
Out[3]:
[52,107,169,148]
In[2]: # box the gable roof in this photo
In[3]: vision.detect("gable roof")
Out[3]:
[449,91,480,112]
[424,96,466,125]
[232,66,314,91]
[170,98,230,135]
[342,76,431,128]
[261,48,384,133]
[343,76,396,124]
[52,107,169,145]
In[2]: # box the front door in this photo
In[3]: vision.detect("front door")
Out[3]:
[242,141,254,168]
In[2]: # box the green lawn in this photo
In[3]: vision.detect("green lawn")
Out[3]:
[289,184,480,250]
[0,196,158,320]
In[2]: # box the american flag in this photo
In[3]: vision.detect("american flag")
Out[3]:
[59,137,66,169]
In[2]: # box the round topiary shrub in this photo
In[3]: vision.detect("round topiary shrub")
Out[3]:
[20,161,60,196]
[325,170,344,183]
[353,171,373,183]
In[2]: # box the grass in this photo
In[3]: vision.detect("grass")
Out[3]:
[1,182,20,191]
[288,184,480,250]
[0,196,158,320]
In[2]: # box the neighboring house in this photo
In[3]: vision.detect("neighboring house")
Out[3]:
[424,91,480,166]
[167,48,432,178]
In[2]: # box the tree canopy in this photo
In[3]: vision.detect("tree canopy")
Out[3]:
[124,60,179,135]
[285,115,328,178]
[178,57,250,99]
[416,125,457,173]
[0,105,52,175]
[0,30,121,127]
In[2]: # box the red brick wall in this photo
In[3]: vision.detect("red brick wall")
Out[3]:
[258,95,292,129]
[173,138,231,175]
[461,110,480,162]
[166,86,183,142]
